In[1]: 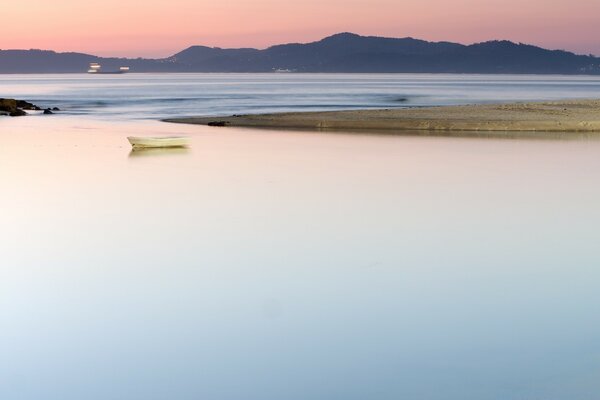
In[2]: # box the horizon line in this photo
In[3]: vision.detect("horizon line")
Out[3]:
[1,32,598,59]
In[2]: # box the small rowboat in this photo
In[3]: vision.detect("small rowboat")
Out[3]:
[128,136,189,149]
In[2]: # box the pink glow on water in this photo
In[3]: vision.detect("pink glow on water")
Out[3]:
[1,0,599,57]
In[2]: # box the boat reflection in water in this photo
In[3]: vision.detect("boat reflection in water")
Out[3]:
[128,147,190,158]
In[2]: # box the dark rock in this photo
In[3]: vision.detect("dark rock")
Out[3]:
[208,121,230,126]
[16,100,38,110]
[52,107,60,111]
[1,98,44,116]
[9,109,27,117]
[43,109,54,114]
[0,98,18,112]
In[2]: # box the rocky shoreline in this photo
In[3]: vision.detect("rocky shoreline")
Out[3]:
[0,98,59,116]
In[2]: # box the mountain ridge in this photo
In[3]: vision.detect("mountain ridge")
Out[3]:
[1,33,598,74]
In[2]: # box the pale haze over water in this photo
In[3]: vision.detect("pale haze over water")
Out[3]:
[1,74,600,399]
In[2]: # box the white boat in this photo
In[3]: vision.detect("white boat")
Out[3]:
[127,136,189,149]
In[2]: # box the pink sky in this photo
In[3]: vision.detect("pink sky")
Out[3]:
[1,0,599,57]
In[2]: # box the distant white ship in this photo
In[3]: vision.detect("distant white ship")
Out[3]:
[87,63,130,74]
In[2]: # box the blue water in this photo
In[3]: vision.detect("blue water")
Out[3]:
[2,73,600,119]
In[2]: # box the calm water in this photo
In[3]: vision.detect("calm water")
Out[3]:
[2,74,600,400]
[2,73,600,119]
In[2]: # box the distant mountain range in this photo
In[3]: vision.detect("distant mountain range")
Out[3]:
[1,33,599,74]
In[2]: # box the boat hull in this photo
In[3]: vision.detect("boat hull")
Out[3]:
[127,136,190,149]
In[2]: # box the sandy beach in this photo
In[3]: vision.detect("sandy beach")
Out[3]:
[165,99,600,133]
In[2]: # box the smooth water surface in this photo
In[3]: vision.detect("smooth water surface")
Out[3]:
[0,74,600,400]
[2,73,600,119]
[2,74,600,399]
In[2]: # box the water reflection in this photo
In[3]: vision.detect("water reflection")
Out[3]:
[2,117,600,400]
[263,126,600,140]
[128,147,190,158]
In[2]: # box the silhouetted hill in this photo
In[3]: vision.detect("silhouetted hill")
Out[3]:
[0,49,181,73]
[1,33,599,74]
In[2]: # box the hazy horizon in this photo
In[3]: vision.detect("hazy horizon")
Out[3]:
[1,0,599,58]
[2,32,599,59]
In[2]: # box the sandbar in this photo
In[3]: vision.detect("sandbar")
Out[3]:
[164,99,600,133]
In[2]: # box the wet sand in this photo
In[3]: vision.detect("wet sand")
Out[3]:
[164,99,600,133]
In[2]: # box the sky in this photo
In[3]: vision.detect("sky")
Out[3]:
[1,0,599,58]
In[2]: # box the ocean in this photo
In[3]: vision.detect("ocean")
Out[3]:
[2,73,600,119]
[1,73,600,400]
